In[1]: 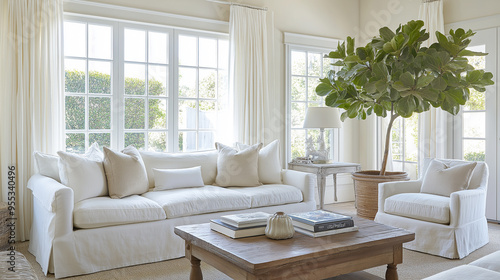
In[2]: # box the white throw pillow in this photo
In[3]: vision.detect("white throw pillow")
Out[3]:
[215,142,262,187]
[420,159,478,197]
[34,152,61,182]
[153,166,204,190]
[237,140,282,184]
[103,146,149,199]
[57,143,107,203]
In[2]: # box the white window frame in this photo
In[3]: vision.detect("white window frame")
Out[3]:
[284,33,343,163]
[63,14,228,153]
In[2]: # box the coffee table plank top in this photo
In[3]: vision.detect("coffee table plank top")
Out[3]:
[174,217,414,272]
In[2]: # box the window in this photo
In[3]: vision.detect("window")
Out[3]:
[286,45,341,162]
[391,115,419,179]
[63,16,228,153]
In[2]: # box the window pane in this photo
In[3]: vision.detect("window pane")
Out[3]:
[199,37,217,68]
[404,115,418,162]
[124,29,146,62]
[178,131,196,152]
[89,97,111,129]
[89,133,110,149]
[65,59,86,93]
[125,98,145,129]
[199,100,216,129]
[465,88,485,111]
[323,57,332,77]
[89,61,111,94]
[218,70,228,99]
[148,98,167,129]
[218,39,229,69]
[308,78,321,102]
[148,31,168,64]
[179,35,197,66]
[65,96,85,130]
[125,63,146,95]
[291,102,306,128]
[64,22,86,57]
[148,132,166,152]
[148,65,167,96]
[179,67,197,98]
[467,45,486,69]
[308,53,321,76]
[291,51,306,75]
[463,112,485,138]
[88,24,112,59]
[198,131,214,150]
[463,139,485,161]
[178,99,197,129]
[291,77,306,101]
[125,132,145,149]
[199,69,216,99]
[291,129,306,158]
[66,133,85,154]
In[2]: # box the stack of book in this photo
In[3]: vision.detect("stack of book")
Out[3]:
[289,210,358,237]
[210,212,271,239]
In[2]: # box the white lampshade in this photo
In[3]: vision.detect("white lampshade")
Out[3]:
[303,107,342,129]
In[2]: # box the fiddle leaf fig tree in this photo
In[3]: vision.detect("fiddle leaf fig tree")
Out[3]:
[316,20,494,175]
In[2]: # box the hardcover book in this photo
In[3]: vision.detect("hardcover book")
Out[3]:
[294,225,359,237]
[292,219,354,232]
[220,212,271,228]
[288,210,352,226]
[210,219,266,239]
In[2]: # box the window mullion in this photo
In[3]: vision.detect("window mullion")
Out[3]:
[171,30,180,152]
[116,22,125,150]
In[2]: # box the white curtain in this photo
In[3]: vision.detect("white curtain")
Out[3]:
[229,5,273,145]
[0,0,64,240]
[418,0,447,170]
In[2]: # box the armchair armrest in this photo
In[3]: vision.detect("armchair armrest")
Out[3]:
[450,189,487,227]
[28,174,74,237]
[378,180,422,213]
[282,169,315,204]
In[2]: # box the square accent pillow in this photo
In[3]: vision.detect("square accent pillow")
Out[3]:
[57,143,107,203]
[103,146,149,199]
[153,166,204,190]
[215,142,262,187]
[420,159,478,197]
[34,152,61,182]
[237,139,282,184]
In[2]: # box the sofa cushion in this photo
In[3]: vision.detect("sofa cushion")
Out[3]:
[423,265,500,280]
[103,146,149,199]
[140,150,218,188]
[142,186,251,218]
[237,140,282,184]
[153,166,204,190]
[228,184,303,208]
[421,159,477,197]
[470,251,500,273]
[34,152,61,182]
[215,142,262,187]
[384,193,450,224]
[57,143,108,203]
[73,195,166,229]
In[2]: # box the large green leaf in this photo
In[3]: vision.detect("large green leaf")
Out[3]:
[316,83,333,96]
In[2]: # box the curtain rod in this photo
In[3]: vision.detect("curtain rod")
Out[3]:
[206,0,268,11]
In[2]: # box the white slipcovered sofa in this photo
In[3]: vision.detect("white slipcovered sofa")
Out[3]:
[374,158,489,259]
[28,142,316,278]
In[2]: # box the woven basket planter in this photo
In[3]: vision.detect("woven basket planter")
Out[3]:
[0,202,10,251]
[353,171,409,220]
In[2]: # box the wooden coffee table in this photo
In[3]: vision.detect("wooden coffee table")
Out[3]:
[174,217,414,280]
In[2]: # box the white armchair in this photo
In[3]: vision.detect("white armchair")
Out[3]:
[374,158,489,259]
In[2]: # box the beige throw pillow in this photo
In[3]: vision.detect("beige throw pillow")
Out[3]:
[236,140,282,184]
[215,142,262,187]
[420,159,478,197]
[103,146,149,199]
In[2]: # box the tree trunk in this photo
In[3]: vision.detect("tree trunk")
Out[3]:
[380,114,399,176]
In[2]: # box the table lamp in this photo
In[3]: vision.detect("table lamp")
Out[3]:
[303,107,342,163]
